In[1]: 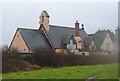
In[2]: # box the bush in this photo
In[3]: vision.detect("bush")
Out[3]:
[2,46,118,73]
[2,46,41,73]
[24,48,118,68]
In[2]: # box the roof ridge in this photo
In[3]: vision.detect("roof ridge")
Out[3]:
[18,28,38,30]
[49,25,75,29]
[49,24,84,30]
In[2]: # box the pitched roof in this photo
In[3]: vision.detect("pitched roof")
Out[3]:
[43,10,49,17]
[17,24,88,50]
[18,28,52,51]
[63,35,76,45]
[94,32,107,48]
[46,25,88,48]
[84,36,95,45]
[84,32,108,49]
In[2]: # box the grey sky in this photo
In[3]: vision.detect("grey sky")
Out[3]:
[1,2,118,46]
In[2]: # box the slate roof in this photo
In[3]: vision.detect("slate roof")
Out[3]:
[84,36,95,45]
[63,35,76,45]
[94,32,107,48]
[17,24,88,50]
[18,28,52,51]
[84,36,95,50]
[43,10,50,17]
[84,32,108,49]
[47,25,88,48]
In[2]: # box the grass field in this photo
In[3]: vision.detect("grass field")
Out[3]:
[2,63,118,79]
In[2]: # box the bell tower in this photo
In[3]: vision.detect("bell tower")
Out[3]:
[39,10,50,30]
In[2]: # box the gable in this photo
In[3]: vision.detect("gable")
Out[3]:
[101,33,115,51]
[9,30,29,51]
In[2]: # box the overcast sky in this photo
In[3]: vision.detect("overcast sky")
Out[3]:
[1,1,118,46]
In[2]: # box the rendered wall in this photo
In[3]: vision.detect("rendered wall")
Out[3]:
[101,33,115,51]
[74,36,82,49]
[10,31,29,51]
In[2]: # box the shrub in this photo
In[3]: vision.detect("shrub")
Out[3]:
[2,46,118,73]
[24,48,118,68]
[2,46,41,73]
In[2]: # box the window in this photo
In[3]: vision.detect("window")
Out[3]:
[107,36,109,38]
[48,20,49,23]
[89,41,96,50]
[42,16,44,23]
[78,40,81,43]
[91,41,95,46]
[70,40,73,44]
[106,43,110,49]
[82,53,85,56]
[67,40,76,53]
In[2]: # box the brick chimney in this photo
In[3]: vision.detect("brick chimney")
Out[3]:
[74,21,81,49]
[75,21,80,36]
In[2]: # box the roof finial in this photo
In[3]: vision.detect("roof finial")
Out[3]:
[81,24,84,27]
[81,24,84,30]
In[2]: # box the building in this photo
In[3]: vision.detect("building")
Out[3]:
[9,10,115,55]
[84,32,115,52]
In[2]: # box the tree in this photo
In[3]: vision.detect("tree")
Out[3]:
[95,29,115,41]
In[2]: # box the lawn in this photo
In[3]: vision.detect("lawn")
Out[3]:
[2,63,118,79]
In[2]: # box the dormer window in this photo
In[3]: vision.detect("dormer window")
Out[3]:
[70,40,73,44]
[67,39,76,54]
[89,41,96,50]
[91,41,95,46]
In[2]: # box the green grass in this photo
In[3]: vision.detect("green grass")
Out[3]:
[2,63,118,79]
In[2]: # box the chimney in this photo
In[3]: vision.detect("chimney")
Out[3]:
[75,21,80,36]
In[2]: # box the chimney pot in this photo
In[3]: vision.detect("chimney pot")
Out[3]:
[76,20,78,23]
